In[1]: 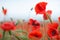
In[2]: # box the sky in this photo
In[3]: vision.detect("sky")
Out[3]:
[0,0,60,21]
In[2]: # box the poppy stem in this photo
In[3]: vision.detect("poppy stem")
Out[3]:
[46,13,53,24]
[9,31,12,35]
[2,31,5,40]
[47,37,50,40]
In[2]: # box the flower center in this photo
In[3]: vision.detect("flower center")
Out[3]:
[52,30,56,36]
[34,35,39,38]
[32,21,39,26]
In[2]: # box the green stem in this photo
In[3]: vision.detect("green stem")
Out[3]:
[48,37,50,40]
[2,31,5,40]
[15,21,19,26]
[46,13,53,24]
[9,31,12,35]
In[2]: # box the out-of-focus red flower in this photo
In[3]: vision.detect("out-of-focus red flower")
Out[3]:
[32,27,40,31]
[0,33,2,38]
[47,22,58,29]
[43,13,48,20]
[28,30,42,39]
[47,10,52,15]
[55,35,60,40]
[28,18,36,25]
[2,7,7,15]
[58,17,60,22]
[47,28,59,38]
[28,18,40,30]
[28,19,40,26]
[1,22,16,31]
[35,2,47,14]
[43,10,52,20]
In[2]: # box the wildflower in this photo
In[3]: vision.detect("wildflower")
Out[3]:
[35,2,47,14]
[47,28,59,38]
[28,19,40,30]
[0,33,2,38]
[47,22,58,29]
[28,30,42,39]
[2,7,7,15]
[1,22,16,31]
[43,10,52,20]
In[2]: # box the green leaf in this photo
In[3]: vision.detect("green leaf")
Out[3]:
[16,30,28,35]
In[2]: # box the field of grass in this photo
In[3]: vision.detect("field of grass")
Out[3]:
[0,21,60,40]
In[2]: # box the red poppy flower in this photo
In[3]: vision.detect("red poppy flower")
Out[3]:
[32,23,40,30]
[28,18,36,25]
[28,18,40,30]
[55,35,60,40]
[43,12,48,20]
[43,10,52,20]
[47,22,58,29]
[47,28,59,38]
[47,10,52,15]
[28,19,40,26]
[2,7,7,15]
[58,17,60,22]
[28,30,42,39]
[0,33,2,38]
[1,22,16,31]
[35,2,47,14]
